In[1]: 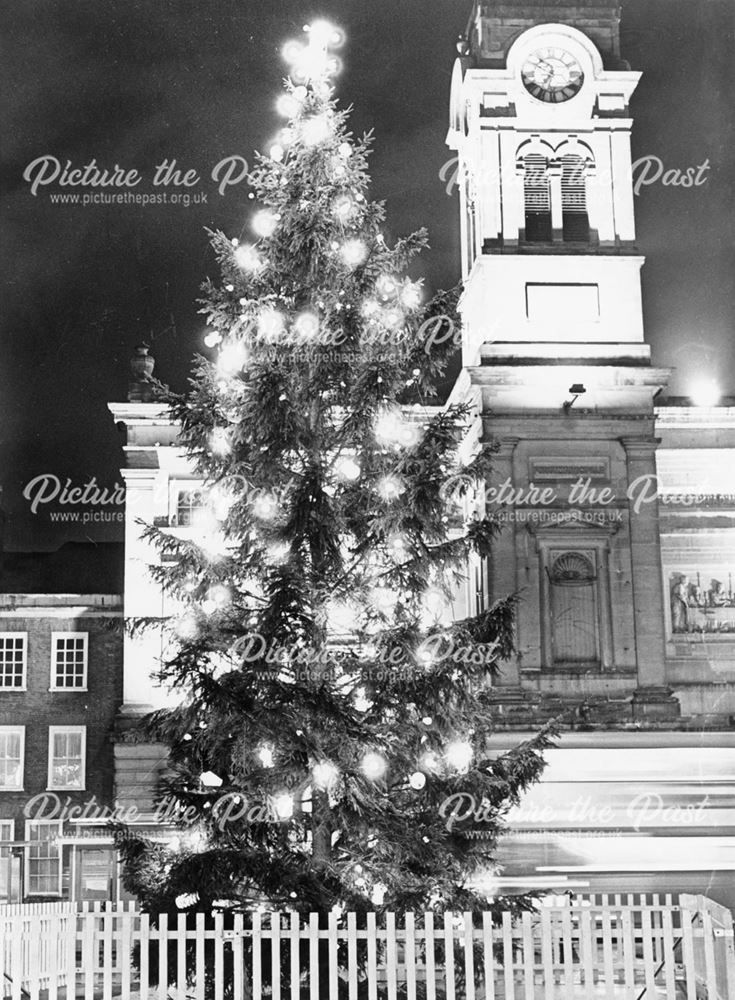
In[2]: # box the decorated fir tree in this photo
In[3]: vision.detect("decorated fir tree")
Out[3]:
[117,20,554,920]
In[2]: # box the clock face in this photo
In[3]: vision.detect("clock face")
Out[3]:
[521,47,584,103]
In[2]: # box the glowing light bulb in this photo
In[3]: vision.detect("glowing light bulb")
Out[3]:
[301,113,333,146]
[276,94,300,118]
[252,210,278,238]
[354,688,372,712]
[335,455,361,481]
[689,379,720,407]
[370,586,399,614]
[174,613,199,641]
[376,475,405,501]
[265,542,290,565]
[361,298,380,319]
[312,761,339,788]
[332,194,355,222]
[338,142,353,159]
[200,770,223,788]
[217,340,248,375]
[205,584,231,610]
[204,329,222,348]
[361,751,388,781]
[234,243,262,271]
[257,307,285,341]
[293,310,320,339]
[387,533,408,557]
[273,793,293,819]
[376,274,398,299]
[374,408,417,447]
[409,771,426,790]
[400,283,422,309]
[446,739,473,772]
[208,427,231,456]
[269,144,284,162]
[381,307,405,331]
[371,883,387,905]
[341,238,368,268]
[258,745,275,768]
[252,493,279,521]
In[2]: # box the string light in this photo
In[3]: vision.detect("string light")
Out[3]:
[252,492,279,521]
[360,751,388,781]
[234,244,262,271]
[376,475,405,501]
[335,455,361,481]
[175,892,199,909]
[276,94,301,118]
[208,427,231,456]
[446,739,473,772]
[273,793,294,820]
[371,883,387,905]
[204,329,222,348]
[216,340,248,375]
[341,238,368,268]
[293,310,320,339]
[258,745,275,768]
[264,541,290,565]
[200,770,223,787]
[338,142,353,158]
[332,193,356,222]
[202,584,231,614]
[312,761,339,788]
[257,307,286,341]
[301,113,334,146]
[252,210,279,238]
[376,274,398,299]
[409,771,427,790]
[354,688,372,712]
[174,613,199,641]
[269,144,285,162]
[370,586,399,614]
[400,283,422,309]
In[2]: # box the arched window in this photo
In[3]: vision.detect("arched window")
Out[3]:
[561,154,590,242]
[523,154,552,242]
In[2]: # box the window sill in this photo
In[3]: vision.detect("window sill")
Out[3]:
[48,687,88,693]
[46,787,86,793]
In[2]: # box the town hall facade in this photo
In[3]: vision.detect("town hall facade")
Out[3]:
[108,1,735,904]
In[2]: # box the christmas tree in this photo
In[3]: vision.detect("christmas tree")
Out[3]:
[117,20,554,923]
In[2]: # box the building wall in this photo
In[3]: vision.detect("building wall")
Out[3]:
[0,595,122,898]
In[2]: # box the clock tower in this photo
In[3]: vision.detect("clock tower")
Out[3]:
[448,0,679,721]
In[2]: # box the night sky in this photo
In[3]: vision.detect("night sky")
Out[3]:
[2,0,734,550]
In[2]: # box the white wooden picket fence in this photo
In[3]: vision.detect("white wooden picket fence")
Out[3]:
[1,893,734,1000]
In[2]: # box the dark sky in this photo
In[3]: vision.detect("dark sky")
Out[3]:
[1,0,734,551]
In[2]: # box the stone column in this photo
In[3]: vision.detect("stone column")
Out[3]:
[488,436,522,691]
[548,162,563,241]
[621,436,680,719]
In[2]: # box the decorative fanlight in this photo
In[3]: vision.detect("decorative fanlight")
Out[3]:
[548,551,596,586]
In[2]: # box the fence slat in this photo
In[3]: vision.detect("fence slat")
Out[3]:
[501,911,514,1000]
[158,913,169,1000]
[232,912,244,1000]
[481,911,495,1000]
[347,910,359,1000]
[424,912,435,1000]
[520,911,534,1000]
[253,910,262,1000]
[176,913,187,1000]
[83,911,96,1000]
[120,909,132,1000]
[680,905,698,1000]
[289,910,300,1000]
[139,912,150,1000]
[213,911,224,1000]
[540,907,555,1000]
[620,905,635,999]
[308,912,319,1000]
[195,912,205,1000]
[463,913,475,1000]
[700,901,719,1000]
[660,905,677,999]
[271,911,281,1000]
[328,908,339,1000]
[442,912,455,1000]
[386,912,398,1000]
[366,911,378,1000]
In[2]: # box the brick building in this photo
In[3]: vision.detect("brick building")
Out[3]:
[0,544,123,901]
